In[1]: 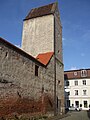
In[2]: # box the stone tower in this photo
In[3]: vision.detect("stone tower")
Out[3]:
[22,2,65,114]
[22,3,63,63]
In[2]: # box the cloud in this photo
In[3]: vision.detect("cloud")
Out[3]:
[62,37,66,46]
[70,66,77,70]
[62,37,65,41]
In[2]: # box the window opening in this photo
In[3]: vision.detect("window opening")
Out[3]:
[83,90,87,95]
[75,80,78,86]
[82,80,86,85]
[35,65,39,76]
[75,90,78,95]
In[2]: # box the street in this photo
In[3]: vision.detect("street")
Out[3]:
[60,110,90,120]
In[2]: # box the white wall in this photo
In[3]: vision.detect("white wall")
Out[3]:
[22,15,54,57]
[65,78,90,110]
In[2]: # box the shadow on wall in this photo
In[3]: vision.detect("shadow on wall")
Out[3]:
[87,110,90,119]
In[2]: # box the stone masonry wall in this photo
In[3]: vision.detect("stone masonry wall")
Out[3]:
[0,40,55,117]
[55,6,65,113]
[55,7,63,63]
[56,61,65,114]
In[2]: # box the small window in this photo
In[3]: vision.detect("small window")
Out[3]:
[74,81,78,86]
[75,90,78,95]
[81,70,87,77]
[35,65,39,76]
[5,52,8,58]
[82,80,86,85]
[58,80,60,84]
[83,90,87,95]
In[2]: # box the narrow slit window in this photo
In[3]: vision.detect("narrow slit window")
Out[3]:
[35,65,39,76]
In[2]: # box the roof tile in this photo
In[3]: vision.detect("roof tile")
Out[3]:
[36,52,54,65]
[25,3,57,20]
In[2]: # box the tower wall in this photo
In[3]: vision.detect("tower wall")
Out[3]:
[22,15,54,57]
[54,7,65,113]
[54,8,63,63]
[21,3,65,114]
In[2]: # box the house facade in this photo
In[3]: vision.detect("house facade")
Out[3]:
[0,2,65,117]
[64,69,90,110]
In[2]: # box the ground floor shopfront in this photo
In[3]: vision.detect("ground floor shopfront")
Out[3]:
[66,98,90,110]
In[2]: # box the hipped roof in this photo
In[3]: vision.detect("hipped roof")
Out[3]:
[25,2,57,20]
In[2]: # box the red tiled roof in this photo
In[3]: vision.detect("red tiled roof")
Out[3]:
[25,3,57,20]
[36,52,54,65]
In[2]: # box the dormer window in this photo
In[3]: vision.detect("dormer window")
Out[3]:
[81,70,87,77]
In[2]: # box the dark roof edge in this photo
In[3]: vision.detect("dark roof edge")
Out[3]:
[29,2,57,12]
[0,37,45,67]
[64,68,90,72]
[24,2,57,21]
[23,13,54,21]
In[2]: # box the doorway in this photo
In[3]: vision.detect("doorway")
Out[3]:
[75,101,79,107]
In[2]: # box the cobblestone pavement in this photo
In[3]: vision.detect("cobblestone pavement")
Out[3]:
[60,110,90,120]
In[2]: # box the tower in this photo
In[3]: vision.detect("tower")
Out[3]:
[22,3,63,63]
[22,2,65,114]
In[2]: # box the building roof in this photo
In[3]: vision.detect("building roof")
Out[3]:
[25,2,57,20]
[36,52,54,66]
[64,69,90,80]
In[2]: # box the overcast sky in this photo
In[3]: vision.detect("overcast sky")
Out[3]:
[0,0,90,71]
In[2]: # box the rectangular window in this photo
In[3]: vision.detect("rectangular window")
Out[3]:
[66,81,69,86]
[84,101,88,108]
[35,65,39,76]
[82,80,86,85]
[75,81,78,86]
[75,90,78,95]
[83,90,87,95]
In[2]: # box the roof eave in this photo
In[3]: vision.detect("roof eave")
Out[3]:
[23,12,54,21]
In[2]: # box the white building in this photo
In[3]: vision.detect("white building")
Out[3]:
[64,69,90,110]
